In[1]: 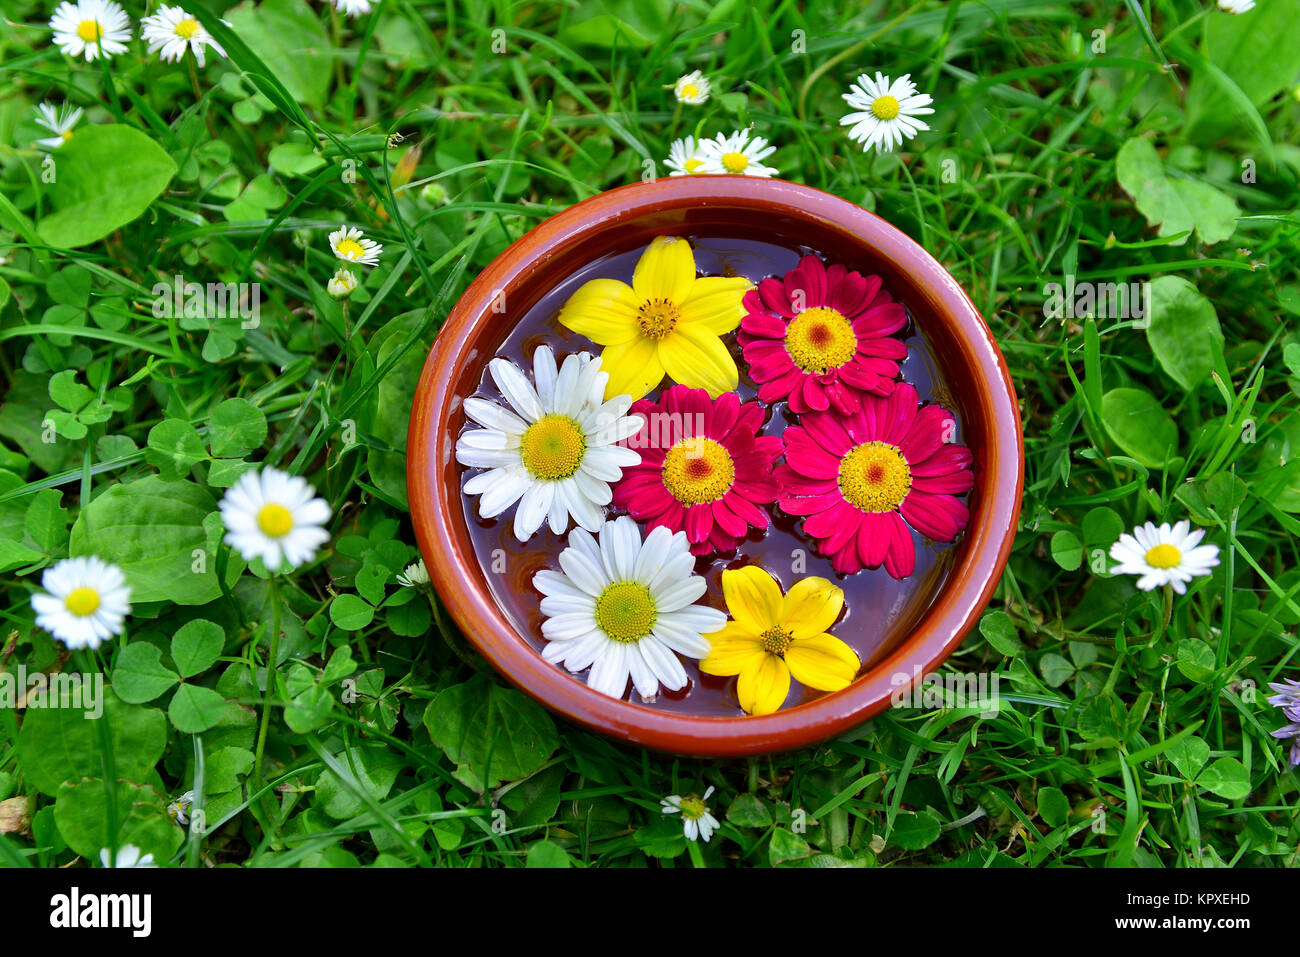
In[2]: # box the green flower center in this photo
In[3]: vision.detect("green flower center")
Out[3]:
[760,626,792,656]
[636,297,680,339]
[594,581,657,643]
[519,414,586,481]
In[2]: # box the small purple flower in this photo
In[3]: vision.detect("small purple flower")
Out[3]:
[1267,679,1300,767]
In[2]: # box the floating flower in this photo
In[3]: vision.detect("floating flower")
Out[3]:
[457,345,643,540]
[99,845,157,868]
[557,235,752,400]
[328,225,382,266]
[532,516,727,700]
[33,102,83,151]
[664,136,708,176]
[1267,679,1300,767]
[219,466,332,572]
[396,560,429,587]
[613,386,782,555]
[1108,520,1220,594]
[327,267,358,298]
[1217,0,1254,12]
[330,0,373,17]
[49,0,131,61]
[700,567,858,715]
[777,383,973,577]
[661,786,719,842]
[739,254,908,414]
[698,129,778,177]
[840,72,935,153]
[673,70,711,105]
[31,556,132,651]
[140,5,226,66]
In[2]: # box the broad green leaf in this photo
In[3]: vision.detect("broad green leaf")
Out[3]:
[1101,387,1179,469]
[1050,530,1083,570]
[330,594,375,631]
[1146,276,1224,392]
[634,816,688,858]
[1175,638,1217,682]
[768,825,812,864]
[54,779,181,863]
[1039,653,1075,688]
[224,0,332,108]
[1166,734,1210,781]
[268,142,326,176]
[890,810,942,850]
[24,488,69,554]
[1081,507,1124,547]
[112,642,180,703]
[17,691,167,796]
[726,793,774,828]
[0,539,45,573]
[525,840,573,868]
[69,476,227,604]
[37,125,178,249]
[423,676,560,788]
[171,619,225,678]
[146,418,208,480]
[284,684,334,733]
[316,745,404,819]
[206,398,267,458]
[1115,138,1238,246]
[1036,787,1069,828]
[168,684,228,733]
[1197,757,1250,800]
[979,610,1023,656]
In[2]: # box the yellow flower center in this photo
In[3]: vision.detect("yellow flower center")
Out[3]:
[174,18,201,39]
[519,414,586,481]
[335,238,366,259]
[721,151,750,173]
[678,795,708,820]
[77,19,102,42]
[684,157,705,174]
[760,625,793,657]
[661,436,735,505]
[61,129,74,142]
[838,441,912,513]
[681,83,699,99]
[594,581,657,643]
[784,306,858,373]
[64,587,100,617]
[1145,544,1182,569]
[871,95,900,120]
[636,297,681,339]
[257,503,294,538]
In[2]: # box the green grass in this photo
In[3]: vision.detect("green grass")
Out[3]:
[0,0,1298,867]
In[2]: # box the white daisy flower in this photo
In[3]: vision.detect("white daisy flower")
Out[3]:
[327,267,358,298]
[331,0,373,17]
[33,101,83,151]
[698,129,778,177]
[49,0,131,61]
[664,136,708,177]
[840,72,935,153]
[166,790,195,826]
[328,226,382,266]
[219,466,332,573]
[31,556,131,650]
[532,516,726,701]
[1108,520,1220,594]
[673,70,711,105]
[396,560,429,587]
[99,844,157,868]
[141,5,226,67]
[457,345,644,541]
[1217,0,1255,12]
[661,786,720,842]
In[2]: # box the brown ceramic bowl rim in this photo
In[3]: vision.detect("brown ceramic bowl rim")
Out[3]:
[408,176,1024,758]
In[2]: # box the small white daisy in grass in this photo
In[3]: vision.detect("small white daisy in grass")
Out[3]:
[327,267,358,298]
[661,786,719,842]
[219,466,332,572]
[330,0,373,17]
[457,345,643,540]
[329,226,382,266]
[49,0,131,61]
[1108,520,1220,594]
[33,102,83,151]
[166,790,195,826]
[141,5,226,67]
[673,70,711,105]
[1217,0,1255,12]
[532,517,727,700]
[396,560,429,587]
[664,136,708,176]
[840,71,935,153]
[99,845,157,868]
[698,129,778,177]
[31,556,131,651]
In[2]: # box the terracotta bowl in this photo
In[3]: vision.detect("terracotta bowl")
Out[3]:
[407,176,1023,757]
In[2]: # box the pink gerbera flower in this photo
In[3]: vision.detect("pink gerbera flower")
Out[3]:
[613,385,783,555]
[738,255,908,416]
[776,383,974,577]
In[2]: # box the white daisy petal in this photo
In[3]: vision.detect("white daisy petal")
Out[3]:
[31,555,132,650]
[218,466,331,572]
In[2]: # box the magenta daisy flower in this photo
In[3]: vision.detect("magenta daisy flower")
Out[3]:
[613,385,783,555]
[738,255,908,416]
[776,383,974,578]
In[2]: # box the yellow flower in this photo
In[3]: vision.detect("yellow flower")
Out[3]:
[557,236,752,400]
[700,567,860,716]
